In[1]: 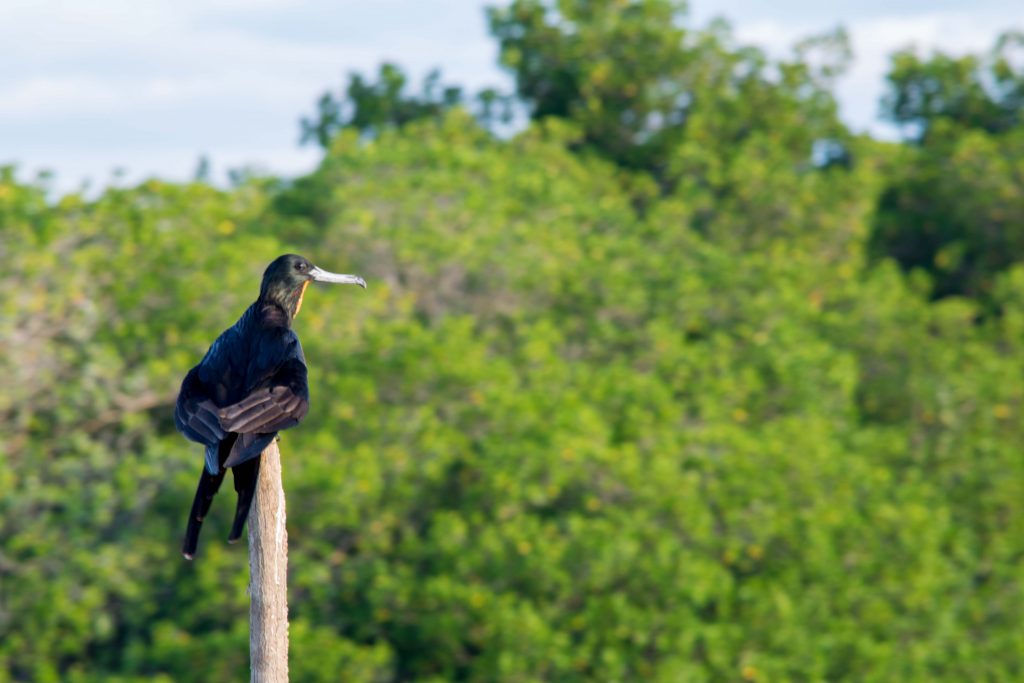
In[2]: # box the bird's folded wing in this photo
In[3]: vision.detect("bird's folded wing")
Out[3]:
[222,432,276,470]
[177,398,226,444]
[217,385,309,434]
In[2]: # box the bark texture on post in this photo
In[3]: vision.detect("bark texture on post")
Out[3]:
[248,440,289,683]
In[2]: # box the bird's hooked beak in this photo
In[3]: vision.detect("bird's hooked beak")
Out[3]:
[310,266,367,289]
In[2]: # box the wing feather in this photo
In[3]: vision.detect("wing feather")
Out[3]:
[218,385,308,434]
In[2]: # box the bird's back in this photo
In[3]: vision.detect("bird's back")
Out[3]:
[194,303,304,406]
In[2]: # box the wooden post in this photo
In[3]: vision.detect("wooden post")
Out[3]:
[248,440,289,682]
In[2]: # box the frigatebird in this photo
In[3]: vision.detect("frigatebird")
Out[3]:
[174,254,365,559]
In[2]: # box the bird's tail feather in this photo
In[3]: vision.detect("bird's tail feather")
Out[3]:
[182,465,226,559]
[183,435,237,559]
[204,443,220,475]
[228,455,262,543]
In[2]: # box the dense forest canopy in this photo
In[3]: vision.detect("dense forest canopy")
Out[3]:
[2,1,1023,681]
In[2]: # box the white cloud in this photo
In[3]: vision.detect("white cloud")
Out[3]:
[0,77,119,117]
[1,1,1021,194]
[0,0,502,194]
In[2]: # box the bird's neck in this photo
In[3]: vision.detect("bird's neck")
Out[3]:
[257,282,308,327]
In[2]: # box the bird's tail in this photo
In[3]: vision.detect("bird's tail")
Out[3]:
[228,455,261,543]
[182,464,227,559]
[182,435,239,560]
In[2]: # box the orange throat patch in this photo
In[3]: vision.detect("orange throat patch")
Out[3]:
[294,280,310,318]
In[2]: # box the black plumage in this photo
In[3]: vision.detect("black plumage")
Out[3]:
[174,254,365,559]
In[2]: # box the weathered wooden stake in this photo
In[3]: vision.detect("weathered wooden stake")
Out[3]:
[248,439,289,682]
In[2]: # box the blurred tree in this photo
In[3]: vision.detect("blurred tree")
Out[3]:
[488,0,694,173]
[300,63,513,148]
[872,32,1024,299]
[487,0,849,188]
[6,5,1024,681]
[193,155,211,183]
[881,31,1024,142]
[872,125,1024,299]
[300,63,465,146]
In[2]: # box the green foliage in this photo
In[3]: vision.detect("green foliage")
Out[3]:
[872,33,1024,299]
[881,32,1024,142]
[4,5,1024,682]
[5,105,1024,680]
[300,64,512,149]
[872,126,1024,298]
[487,0,847,187]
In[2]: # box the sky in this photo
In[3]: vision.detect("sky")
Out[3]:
[1,0,1021,195]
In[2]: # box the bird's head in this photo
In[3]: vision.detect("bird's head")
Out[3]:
[259,254,366,320]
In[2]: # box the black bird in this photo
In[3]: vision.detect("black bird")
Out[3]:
[174,254,366,559]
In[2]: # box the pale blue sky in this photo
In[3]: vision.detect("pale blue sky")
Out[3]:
[1,0,1020,194]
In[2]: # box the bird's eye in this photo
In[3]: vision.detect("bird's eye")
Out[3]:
[295,262,306,272]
